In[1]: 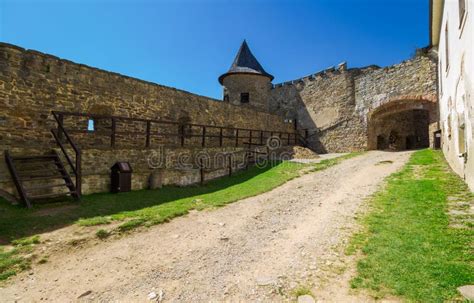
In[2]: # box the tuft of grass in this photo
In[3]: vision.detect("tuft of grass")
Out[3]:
[77,216,112,227]
[350,149,474,301]
[118,218,146,232]
[292,285,313,297]
[95,229,110,239]
[11,235,40,246]
[345,232,366,256]
[0,245,34,281]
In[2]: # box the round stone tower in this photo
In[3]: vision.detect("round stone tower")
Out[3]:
[219,40,274,112]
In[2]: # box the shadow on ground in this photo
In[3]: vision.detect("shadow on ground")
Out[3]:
[0,162,283,244]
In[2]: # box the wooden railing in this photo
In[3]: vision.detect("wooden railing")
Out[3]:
[49,111,309,196]
[51,111,82,197]
[52,111,307,149]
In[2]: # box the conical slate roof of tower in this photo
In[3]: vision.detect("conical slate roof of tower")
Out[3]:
[218,40,274,84]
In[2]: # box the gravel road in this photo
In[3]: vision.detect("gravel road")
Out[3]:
[0,151,412,302]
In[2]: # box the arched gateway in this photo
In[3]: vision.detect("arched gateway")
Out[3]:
[367,96,438,151]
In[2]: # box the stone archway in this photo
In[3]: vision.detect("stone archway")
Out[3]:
[367,97,438,150]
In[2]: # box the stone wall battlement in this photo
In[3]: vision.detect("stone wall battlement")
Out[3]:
[0,42,293,151]
[270,53,438,153]
[0,42,219,102]
[271,62,382,89]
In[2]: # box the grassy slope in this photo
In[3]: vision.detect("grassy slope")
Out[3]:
[349,149,473,302]
[0,152,361,280]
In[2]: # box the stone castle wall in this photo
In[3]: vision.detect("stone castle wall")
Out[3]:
[0,42,294,199]
[270,54,438,153]
[0,42,293,151]
[354,54,438,123]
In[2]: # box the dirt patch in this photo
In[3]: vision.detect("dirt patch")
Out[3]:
[280,146,319,159]
[32,204,80,217]
[0,151,412,302]
[411,165,426,180]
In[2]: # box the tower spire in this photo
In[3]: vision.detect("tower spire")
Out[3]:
[218,40,273,84]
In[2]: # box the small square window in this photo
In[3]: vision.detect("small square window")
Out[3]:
[87,119,95,131]
[240,92,249,103]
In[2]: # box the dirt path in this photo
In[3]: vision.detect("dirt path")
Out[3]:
[0,151,412,302]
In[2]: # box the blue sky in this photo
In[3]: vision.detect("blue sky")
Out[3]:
[0,0,428,99]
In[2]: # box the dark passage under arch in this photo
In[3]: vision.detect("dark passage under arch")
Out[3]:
[367,99,438,151]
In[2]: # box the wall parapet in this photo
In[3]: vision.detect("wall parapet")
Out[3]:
[0,42,294,152]
[269,53,438,153]
[0,42,221,103]
[271,62,382,89]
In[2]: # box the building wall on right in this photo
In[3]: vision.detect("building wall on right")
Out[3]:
[437,0,474,189]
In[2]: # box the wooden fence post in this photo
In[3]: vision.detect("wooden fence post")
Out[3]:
[202,126,206,147]
[219,128,223,147]
[235,129,239,147]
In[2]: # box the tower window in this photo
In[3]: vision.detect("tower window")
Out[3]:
[240,92,249,103]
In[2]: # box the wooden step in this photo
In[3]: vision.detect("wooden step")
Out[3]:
[18,168,64,175]
[25,183,72,191]
[19,174,66,181]
[28,191,75,200]
[12,155,57,161]
[5,150,80,207]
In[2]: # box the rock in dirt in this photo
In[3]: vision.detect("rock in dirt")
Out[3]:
[77,290,92,298]
[148,291,157,300]
[256,276,277,286]
[458,285,474,301]
[157,289,164,302]
[297,294,316,303]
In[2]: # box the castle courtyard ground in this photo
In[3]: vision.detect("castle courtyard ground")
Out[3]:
[0,151,413,302]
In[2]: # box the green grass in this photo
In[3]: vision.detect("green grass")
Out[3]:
[292,285,313,297]
[308,152,363,173]
[0,153,361,281]
[78,216,112,227]
[0,242,36,280]
[348,149,474,302]
[11,235,40,246]
[95,229,110,239]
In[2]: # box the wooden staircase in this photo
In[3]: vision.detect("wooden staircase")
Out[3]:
[5,150,80,208]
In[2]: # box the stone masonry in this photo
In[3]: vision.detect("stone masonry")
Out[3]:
[0,40,439,200]
[0,42,294,198]
[270,53,438,153]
